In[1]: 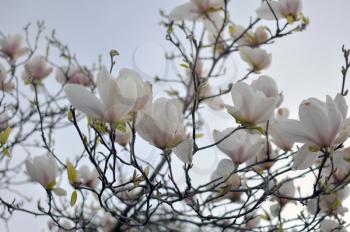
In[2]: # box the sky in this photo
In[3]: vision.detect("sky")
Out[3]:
[1,0,350,231]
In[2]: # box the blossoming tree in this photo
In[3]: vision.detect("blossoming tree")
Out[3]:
[1,0,350,231]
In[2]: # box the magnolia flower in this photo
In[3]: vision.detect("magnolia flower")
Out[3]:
[307,187,349,216]
[169,0,225,33]
[278,94,349,170]
[320,147,350,184]
[78,165,99,188]
[65,67,151,123]
[256,0,302,23]
[102,213,118,232]
[185,62,224,111]
[320,219,347,232]
[270,179,295,217]
[226,82,277,125]
[115,124,132,147]
[210,159,241,201]
[136,98,192,163]
[239,47,272,72]
[251,75,283,107]
[246,142,277,171]
[276,179,295,205]
[245,212,260,229]
[25,154,66,195]
[269,108,295,151]
[0,63,15,92]
[22,56,52,83]
[0,112,9,131]
[213,128,265,165]
[56,65,94,86]
[230,25,268,46]
[0,34,28,60]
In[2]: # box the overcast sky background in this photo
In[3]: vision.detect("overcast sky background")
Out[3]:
[1,0,350,231]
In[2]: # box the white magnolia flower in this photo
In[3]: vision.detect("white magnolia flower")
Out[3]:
[320,147,350,184]
[213,128,265,165]
[251,75,283,107]
[25,154,65,195]
[22,55,53,83]
[278,94,349,165]
[246,142,276,171]
[239,47,272,72]
[0,63,14,92]
[256,0,302,23]
[307,187,349,216]
[226,82,277,125]
[269,108,295,151]
[210,159,241,201]
[115,124,132,147]
[0,34,28,60]
[169,0,226,33]
[276,179,295,205]
[0,112,9,131]
[78,165,99,188]
[64,67,151,123]
[56,65,94,86]
[320,219,347,232]
[230,25,268,46]
[136,98,192,163]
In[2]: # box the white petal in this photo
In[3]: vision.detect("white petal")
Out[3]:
[64,84,104,119]
[256,1,283,20]
[174,138,193,164]
[293,145,318,170]
[278,119,318,146]
[169,3,199,21]
[335,93,348,119]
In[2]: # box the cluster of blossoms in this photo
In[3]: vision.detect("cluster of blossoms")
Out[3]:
[1,0,350,231]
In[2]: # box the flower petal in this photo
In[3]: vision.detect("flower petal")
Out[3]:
[64,84,104,119]
[174,138,193,164]
[293,145,318,170]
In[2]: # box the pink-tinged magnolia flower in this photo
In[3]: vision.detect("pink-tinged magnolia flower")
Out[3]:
[213,128,265,165]
[256,0,302,23]
[136,98,192,163]
[239,47,272,72]
[307,187,349,216]
[169,0,226,34]
[0,63,14,92]
[0,34,28,60]
[115,124,132,147]
[210,159,241,201]
[22,55,53,83]
[226,82,277,125]
[64,67,151,123]
[25,154,65,195]
[230,25,269,46]
[244,212,260,229]
[78,165,99,188]
[320,147,350,183]
[320,219,347,232]
[56,65,94,86]
[278,94,349,154]
[0,112,9,131]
